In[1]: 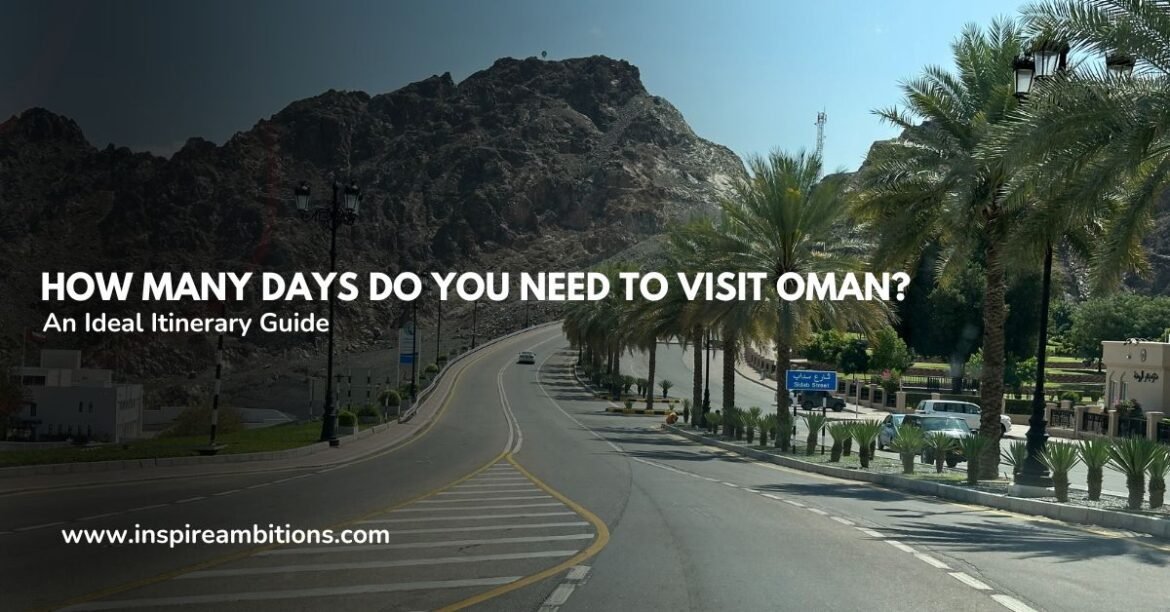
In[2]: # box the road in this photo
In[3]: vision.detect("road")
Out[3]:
[2,327,1167,611]
[625,342,1134,497]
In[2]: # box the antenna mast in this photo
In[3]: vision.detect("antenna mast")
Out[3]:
[814,110,827,161]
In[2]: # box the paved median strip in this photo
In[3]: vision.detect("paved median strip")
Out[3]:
[179,550,581,578]
[360,511,578,524]
[380,522,590,535]
[59,577,525,611]
[392,502,564,513]
[258,533,596,555]
[417,495,551,504]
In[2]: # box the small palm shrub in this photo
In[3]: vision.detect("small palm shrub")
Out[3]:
[660,379,674,398]
[636,377,649,397]
[957,435,992,485]
[1038,442,1082,502]
[624,398,634,410]
[827,422,852,462]
[841,422,855,456]
[707,412,722,435]
[622,375,636,395]
[1109,437,1158,510]
[924,432,954,473]
[745,407,763,443]
[1078,438,1112,501]
[804,413,828,456]
[682,399,692,424]
[852,421,884,469]
[1147,445,1170,509]
[759,414,778,447]
[1001,441,1029,478]
[889,426,926,474]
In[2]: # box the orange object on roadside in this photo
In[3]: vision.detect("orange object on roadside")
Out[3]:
[665,412,679,424]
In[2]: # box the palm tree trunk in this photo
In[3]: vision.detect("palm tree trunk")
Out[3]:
[775,337,793,452]
[692,326,703,427]
[646,343,657,412]
[722,330,737,415]
[978,236,1007,479]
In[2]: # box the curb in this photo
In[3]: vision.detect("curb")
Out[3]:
[0,322,560,478]
[664,424,1170,541]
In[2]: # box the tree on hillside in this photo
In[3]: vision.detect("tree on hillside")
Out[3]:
[837,338,871,381]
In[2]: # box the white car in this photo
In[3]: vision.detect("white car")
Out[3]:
[916,399,1011,435]
[517,351,536,364]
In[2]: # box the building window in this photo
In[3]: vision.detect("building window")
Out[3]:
[78,402,84,413]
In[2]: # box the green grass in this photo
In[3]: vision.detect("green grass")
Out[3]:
[0,422,323,467]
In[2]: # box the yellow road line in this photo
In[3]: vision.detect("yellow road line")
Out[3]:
[436,454,611,611]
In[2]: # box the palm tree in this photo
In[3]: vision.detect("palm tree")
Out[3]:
[855,19,1026,476]
[989,1,1168,292]
[714,150,890,451]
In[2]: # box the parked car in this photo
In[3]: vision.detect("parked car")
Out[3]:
[797,390,846,412]
[517,351,536,364]
[876,414,908,450]
[903,415,972,467]
[916,399,1011,435]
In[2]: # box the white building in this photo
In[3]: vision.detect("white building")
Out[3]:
[1102,339,1169,411]
[9,349,144,443]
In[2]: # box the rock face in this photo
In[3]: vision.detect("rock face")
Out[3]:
[0,55,744,386]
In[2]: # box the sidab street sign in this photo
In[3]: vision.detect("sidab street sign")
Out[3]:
[786,369,837,391]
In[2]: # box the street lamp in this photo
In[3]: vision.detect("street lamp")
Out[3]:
[1106,52,1136,78]
[1012,40,1068,491]
[293,179,361,444]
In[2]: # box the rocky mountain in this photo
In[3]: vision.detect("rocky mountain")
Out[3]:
[0,55,744,396]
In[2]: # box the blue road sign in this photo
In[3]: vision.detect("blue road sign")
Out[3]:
[400,353,415,365]
[786,369,837,391]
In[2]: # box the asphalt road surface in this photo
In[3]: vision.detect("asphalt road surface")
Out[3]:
[3,327,1167,611]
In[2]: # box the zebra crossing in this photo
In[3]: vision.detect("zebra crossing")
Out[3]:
[63,463,597,611]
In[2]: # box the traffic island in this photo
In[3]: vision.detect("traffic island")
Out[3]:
[663,423,1170,540]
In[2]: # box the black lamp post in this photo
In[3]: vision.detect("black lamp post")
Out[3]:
[294,179,361,444]
[470,300,478,350]
[1012,40,1068,488]
[702,330,712,419]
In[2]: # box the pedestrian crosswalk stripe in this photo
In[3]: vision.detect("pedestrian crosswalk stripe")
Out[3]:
[180,550,580,578]
[259,533,595,556]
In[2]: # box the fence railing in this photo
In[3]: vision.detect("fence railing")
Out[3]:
[1050,408,1074,429]
[1118,416,1147,439]
[1082,411,1107,435]
[1159,421,1170,444]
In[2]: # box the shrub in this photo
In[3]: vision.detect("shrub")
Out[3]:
[356,405,380,419]
[827,422,852,462]
[851,421,883,468]
[804,413,827,456]
[1038,442,1081,502]
[1059,390,1081,403]
[1078,438,1112,501]
[1001,441,1029,478]
[759,413,778,447]
[841,422,855,456]
[682,399,692,424]
[1108,437,1157,510]
[707,411,722,435]
[337,410,357,427]
[745,407,763,444]
[381,389,402,407]
[924,431,954,473]
[436,355,448,365]
[1147,445,1170,509]
[889,426,926,474]
[621,375,636,395]
[624,398,634,410]
[164,405,244,437]
[957,435,991,484]
[660,379,674,398]
[424,363,440,375]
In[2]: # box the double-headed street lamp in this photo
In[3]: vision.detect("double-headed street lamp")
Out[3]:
[294,179,361,444]
[1011,41,1134,489]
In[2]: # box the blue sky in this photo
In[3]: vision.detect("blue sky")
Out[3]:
[2,0,1028,171]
